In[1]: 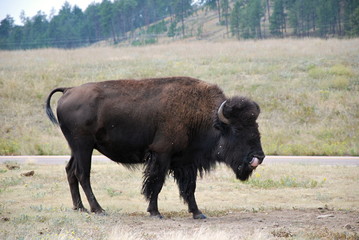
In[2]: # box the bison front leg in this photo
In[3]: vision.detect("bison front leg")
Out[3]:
[173,165,206,219]
[142,152,170,218]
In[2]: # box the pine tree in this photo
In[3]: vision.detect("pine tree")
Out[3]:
[229,0,264,39]
[343,0,359,36]
[84,2,101,43]
[247,0,264,39]
[347,6,359,36]
[317,0,341,37]
[270,0,285,37]
[30,11,49,48]
[287,0,317,37]
[221,0,230,36]
[99,0,119,43]
[230,1,241,39]
[0,15,14,49]
[173,0,192,37]
[205,0,222,23]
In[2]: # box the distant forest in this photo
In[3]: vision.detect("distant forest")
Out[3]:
[0,0,358,50]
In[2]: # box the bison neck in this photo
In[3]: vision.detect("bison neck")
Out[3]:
[169,129,221,173]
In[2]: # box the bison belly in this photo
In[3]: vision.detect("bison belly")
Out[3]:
[93,120,155,164]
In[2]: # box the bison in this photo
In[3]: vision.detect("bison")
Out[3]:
[45,77,265,219]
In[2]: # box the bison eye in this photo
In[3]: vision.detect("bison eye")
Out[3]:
[250,132,261,140]
[232,127,243,136]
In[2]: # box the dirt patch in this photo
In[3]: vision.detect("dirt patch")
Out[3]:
[114,209,359,239]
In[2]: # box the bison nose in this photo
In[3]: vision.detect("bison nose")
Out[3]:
[254,154,265,164]
[249,153,265,169]
[257,154,266,164]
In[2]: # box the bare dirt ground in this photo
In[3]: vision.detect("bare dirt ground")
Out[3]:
[2,206,358,239]
[107,208,359,239]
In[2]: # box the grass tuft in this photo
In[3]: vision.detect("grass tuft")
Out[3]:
[302,228,359,240]
[329,64,354,77]
[328,76,350,90]
[308,66,327,79]
[0,139,19,155]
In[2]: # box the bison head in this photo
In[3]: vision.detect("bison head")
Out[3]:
[214,97,265,181]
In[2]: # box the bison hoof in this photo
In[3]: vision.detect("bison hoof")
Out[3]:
[74,207,89,213]
[149,212,164,219]
[193,213,207,219]
[92,208,107,215]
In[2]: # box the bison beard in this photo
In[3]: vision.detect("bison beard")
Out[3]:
[45,77,265,219]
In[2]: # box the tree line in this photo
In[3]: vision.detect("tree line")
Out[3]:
[0,0,358,50]
[206,0,358,39]
[0,0,193,49]
[227,0,359,39]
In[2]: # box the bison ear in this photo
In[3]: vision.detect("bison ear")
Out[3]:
[225,97,260,124]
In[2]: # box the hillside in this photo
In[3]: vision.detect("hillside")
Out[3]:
[1,0,358,50]
[108,8,230,47]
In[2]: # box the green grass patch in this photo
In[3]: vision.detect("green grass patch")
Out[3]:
[0,177,23,189]
[308,66,327,79]
[0,139,19,155]
[327,76,350,90]
[245,174,326,189]
[106,187,122,197]
[329,64,354,77]
[308,64,354,80]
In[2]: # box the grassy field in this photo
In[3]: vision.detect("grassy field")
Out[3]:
[0,161,358,239]
[0,38,359,156]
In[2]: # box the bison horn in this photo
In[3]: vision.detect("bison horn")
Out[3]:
[218,101,230,124]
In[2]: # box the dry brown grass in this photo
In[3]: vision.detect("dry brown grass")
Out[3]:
[108,225,271,240]
[0,161,358,239]
[0,39,359,155]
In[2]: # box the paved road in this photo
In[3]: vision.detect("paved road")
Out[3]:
[0,155,358,166]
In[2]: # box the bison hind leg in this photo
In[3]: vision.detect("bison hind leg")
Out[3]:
[68,138,105,214]
[66,155,88,212]
[172,165,206,219]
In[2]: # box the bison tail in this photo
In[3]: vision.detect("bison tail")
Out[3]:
[45,87,67,125]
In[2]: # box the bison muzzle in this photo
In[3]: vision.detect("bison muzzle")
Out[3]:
[45,77,265,219]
